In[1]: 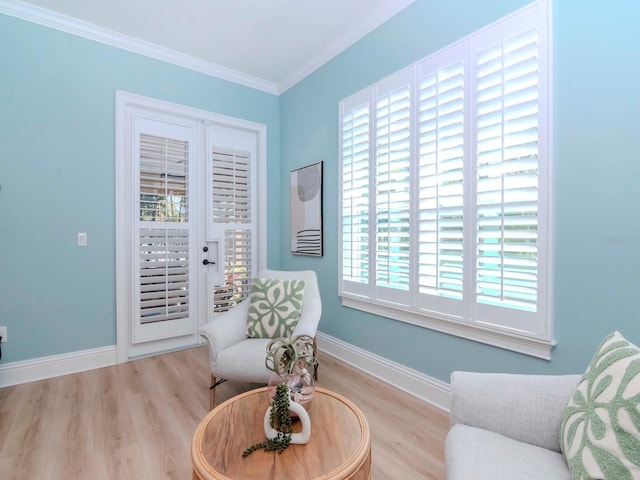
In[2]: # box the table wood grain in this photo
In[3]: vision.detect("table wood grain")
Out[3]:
[191,387,371,480]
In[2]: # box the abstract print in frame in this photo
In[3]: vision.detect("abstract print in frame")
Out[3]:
[290,161,323,256]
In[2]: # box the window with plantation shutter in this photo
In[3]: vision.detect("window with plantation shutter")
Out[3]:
[418,53,466,317]
[139,228,189,323]
[338,0,553,358]
[138,133,190,326]
[212,147,250,224]
[212,229,252,312]
[207,129,258,314]
[474,23,545,334]
[375,71,412,302]
[341,94,371,295]
[139,134,188,222]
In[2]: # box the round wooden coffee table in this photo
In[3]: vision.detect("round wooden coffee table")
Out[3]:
[191,387,371,480]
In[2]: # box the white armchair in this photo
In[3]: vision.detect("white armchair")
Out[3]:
[200,269,322,409]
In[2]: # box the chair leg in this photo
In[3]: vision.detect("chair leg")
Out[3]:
[313,336,319,381]
[210,374,216,410]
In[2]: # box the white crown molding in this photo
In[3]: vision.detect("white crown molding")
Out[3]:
[277,0,416,93]
[0,345,117,388]
[0,0,279,95]
[316,331,450,412]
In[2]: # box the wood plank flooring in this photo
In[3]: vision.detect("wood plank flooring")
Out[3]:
[0,345,449,479]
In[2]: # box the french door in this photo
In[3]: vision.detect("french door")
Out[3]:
[116,92,266,361]
[133,117,196,348]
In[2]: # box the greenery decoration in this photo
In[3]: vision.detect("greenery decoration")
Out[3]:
[242,383,293,457]
[265,334,318,376]
[242,335,318,458]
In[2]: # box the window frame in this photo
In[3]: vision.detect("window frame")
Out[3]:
[338,0,554,359]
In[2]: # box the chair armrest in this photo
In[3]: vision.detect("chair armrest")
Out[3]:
[450,371,581,452]
[199,300,250,359]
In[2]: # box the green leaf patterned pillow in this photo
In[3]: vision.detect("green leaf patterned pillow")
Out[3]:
[560,331,640,479]
[245,278,306,339]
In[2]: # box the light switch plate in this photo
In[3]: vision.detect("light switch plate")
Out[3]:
[77,232,88,247]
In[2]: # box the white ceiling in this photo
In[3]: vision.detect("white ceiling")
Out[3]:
[10,0,415,93]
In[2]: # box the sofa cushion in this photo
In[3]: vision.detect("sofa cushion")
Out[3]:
[446,424,571,480]
[245,277,306,338]
[560,331,640,479]
[450,371,580,452]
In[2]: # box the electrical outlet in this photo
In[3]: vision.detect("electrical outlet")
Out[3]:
[0,326,6,342]
[77,232,88,247]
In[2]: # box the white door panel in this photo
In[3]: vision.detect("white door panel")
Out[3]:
[203,125,258,315]
[132,117,198,347]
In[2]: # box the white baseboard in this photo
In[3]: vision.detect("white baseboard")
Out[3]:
[0,335,451,413]
[316,332,451,412]
[0,345,118,388]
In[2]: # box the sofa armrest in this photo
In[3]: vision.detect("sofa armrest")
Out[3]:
[199,300,250,360]
[450,371,581,452]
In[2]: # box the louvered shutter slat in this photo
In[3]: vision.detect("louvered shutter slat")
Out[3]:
[212,229,252,312]
[209,142,255,313]
[139,134,188,223]
[139,228,189,325]
[418,60,465,300]
[341,104,371,285]
[211,147,251,224]
[475,25,540,313]
[375,83,411,291]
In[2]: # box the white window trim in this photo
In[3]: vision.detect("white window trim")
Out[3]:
[342,295,554,359]
[338,0,554,360]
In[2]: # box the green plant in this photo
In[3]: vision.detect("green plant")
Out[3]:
[265,334,318,376]
[242,383,293,457]
[242,335,319,458]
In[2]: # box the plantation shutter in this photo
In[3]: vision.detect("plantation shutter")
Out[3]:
[340,90,372,298]
[338,0,550,349]
[208,138,256,313]
[473,2,548,335]
[374,69,412,305]
[137,132,192,331]
[417,49,466,316]
[139,228,189,323]
[212,147,250,224]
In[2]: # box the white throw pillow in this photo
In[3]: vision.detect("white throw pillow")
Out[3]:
[560,331,640,479]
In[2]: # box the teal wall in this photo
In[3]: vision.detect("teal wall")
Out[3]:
[3,0,640,382]
[280,0,640,381]
[0,14,281,363]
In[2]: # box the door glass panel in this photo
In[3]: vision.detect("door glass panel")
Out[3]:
[209,140,255,313]
[137,132,191,329]
[139,134,189,222]
[212,229,252,312]
[139,228,189,324]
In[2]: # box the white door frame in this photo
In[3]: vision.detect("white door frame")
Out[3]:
[115,91,267,363]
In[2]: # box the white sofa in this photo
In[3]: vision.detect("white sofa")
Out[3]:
[445,371,581,479]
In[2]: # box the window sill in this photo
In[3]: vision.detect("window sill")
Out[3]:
[340,295,555,360]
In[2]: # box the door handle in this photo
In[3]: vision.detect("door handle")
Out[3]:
[203,259,216,266]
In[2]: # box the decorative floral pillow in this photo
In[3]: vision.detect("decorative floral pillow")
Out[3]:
[246,278,306,338]
[560,331,640,479]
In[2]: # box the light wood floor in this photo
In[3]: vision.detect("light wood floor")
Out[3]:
[0,346,449,479]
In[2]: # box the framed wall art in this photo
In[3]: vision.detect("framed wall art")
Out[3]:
[290,161,323,256]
